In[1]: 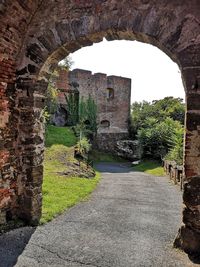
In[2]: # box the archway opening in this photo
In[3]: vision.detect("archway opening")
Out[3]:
[2,2,199,255]
[40,38,186,231]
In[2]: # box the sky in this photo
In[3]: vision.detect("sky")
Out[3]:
[70,39,185,103]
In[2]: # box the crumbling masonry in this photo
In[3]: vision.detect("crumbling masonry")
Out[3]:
[0,0,200,255]
[55,69,131,152]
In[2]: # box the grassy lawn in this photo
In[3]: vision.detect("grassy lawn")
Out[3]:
[41,125,100,224]
[45,125,77,147]
[132,160,165,176]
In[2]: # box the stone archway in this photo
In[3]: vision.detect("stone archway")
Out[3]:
[0,0,200,254]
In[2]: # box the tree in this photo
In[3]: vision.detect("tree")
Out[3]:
[73,95,98,140]
[137,117,183,160]
[65,92,79,126]
[130,97,185,161]
[165,126,184,165]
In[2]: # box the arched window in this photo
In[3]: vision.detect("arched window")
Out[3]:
[106,88,114,100]
[100,120,110,128]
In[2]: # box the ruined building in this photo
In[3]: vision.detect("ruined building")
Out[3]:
[55,69,131,152]
[1,0,200,255]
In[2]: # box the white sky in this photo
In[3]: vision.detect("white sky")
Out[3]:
[70,39,185,103]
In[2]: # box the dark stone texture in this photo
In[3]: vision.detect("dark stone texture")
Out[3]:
[115,140,142,161]
[96,133,129,154]
[187,95,200,111]
[183,176,200,207]
[174,226,200,255]
[186,112,200,131]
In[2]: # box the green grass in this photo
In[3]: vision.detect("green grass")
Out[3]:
[41,166,100,224]
[45,125,77,147]
[132,160,165,176]
[90,150,128,163]
[41,125,100,224]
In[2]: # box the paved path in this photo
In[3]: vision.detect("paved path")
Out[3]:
[0,163,196,266]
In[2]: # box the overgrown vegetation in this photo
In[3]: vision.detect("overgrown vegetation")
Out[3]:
[45,56,73,118]
[65,91,79,126]
[42,125,100,224]
[77,95,98,136]
[130,97,185,164]
[72,95,98,162]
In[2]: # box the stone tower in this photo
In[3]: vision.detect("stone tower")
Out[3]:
[56,69,131,152]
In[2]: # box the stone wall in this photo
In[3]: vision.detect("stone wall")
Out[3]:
[95,133,129,154]
[0,0,200,255]
[56,69,131,151]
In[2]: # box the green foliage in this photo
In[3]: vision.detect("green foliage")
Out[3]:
[132,160,165,176]
[138,117,183,160]
[45,56,73,116]
[73,95,98,142]
[76,137,91,156]
[65,92,79,126]
[45,125,77,147]
[86,95,98,134]
[130,97,185,138]
[42,125,100,224]
[42,143,100,224]
[164,127,184,165]
[45,82,59,115]
[79,95,98,135]
[130,97,185,162]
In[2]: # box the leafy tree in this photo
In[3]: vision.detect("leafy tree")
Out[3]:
[65,92,79,126]
[75,95,98,139]
[85,95,98,134]
[165,126,184,165]
[137,117,183,160]
[130,97,185,162]
[152,97,185,124]
[130,97,185,138]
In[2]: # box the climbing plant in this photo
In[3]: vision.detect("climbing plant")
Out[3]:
[65,91,79,126]
[77,95,98,138]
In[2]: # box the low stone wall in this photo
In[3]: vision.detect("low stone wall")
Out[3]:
[95,133,129,154]
[163,160,183,190]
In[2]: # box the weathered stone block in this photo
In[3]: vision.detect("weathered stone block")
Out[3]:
[174,225,200,255]
[183,176,200,207]
[183,207,200,231]
[186,112,200,131]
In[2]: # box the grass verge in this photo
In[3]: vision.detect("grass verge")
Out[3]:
[41,125,101,224]
[132,160,165,176]
[45,125,77,147]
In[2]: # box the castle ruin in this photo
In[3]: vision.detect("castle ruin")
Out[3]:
[55,69,131,152]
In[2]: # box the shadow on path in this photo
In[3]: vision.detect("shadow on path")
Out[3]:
[95,162,133,173]
[0,227,35,267]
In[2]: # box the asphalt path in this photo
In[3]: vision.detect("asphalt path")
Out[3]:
[0,162,196,266]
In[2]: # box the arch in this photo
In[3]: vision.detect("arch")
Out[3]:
[0,0,200,255]
[100,120,110,128]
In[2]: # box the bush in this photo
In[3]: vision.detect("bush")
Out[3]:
[137,117,183,161]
